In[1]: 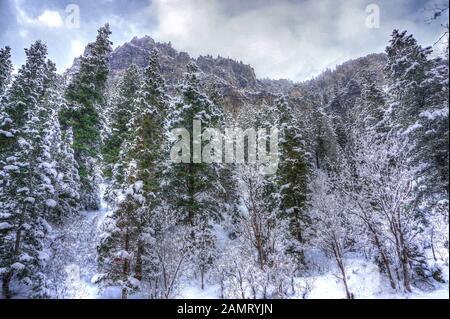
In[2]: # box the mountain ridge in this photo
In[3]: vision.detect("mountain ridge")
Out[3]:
[67,35,387,114]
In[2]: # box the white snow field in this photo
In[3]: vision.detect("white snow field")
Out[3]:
[62,189,449,300]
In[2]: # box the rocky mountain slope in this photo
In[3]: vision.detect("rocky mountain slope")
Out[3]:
[68,35,387,116]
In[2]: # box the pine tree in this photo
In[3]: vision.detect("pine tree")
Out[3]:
[385,30,449,198]
[103,64,141,182]
[61,24,112,210]
[166,62,223,225]
[41,65,80,221]
[351,73,387,137]
[96,50,171,297]
[0,41,57,298]
[123,49,170,195]
[311,107,338,170]
[0,46,15,213]
[216,110,239,221]
[0,46,13,98]
[164,62,224,289]
[53,126,81,220]
[95,181,145,299]
[274,95,310,262]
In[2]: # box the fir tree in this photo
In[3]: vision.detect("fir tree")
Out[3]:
[274,95,310,261]
[54,127,80,220]
[41,65,80,220]
[123,49,170,195]
[0,41,56,298]
[351,73,387,137]
[164,62,224,289]
[103,64,141,181]
[95,181,145,299]
[0,46,13,98]
[166,62,223,225]
[61,24,112,210]
[385,30,449,198]
[96,50,171,297]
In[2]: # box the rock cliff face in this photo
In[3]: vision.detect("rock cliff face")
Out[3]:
[108,35,262,89]
[67,35,386,116]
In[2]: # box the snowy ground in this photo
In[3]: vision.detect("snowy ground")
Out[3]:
[178,256,449,300]
[304,257,449,299]
[59,184,449,300]
[62,184,111,299]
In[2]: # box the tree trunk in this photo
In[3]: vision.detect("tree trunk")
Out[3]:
[338,261,353,299]
[187,164,194,226]
[333,242,353,299]
[122,227,130,299]
[293,216,306,265]
[201,269,204,290]
[369,225,396,290]
[122,288,128,299]
[431,229,437,261]
[2,225,24,299]
[401,248,412,293]
[358,205,397,291]
[395,220,412,293]
[135,244,143,281]
[2,272,12,299]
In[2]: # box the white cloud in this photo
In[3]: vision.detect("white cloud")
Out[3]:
[6,0,447,79]
[38,10,63,28]
[71,39,85,57]
[14,0,63,29]
[147,0,444,81]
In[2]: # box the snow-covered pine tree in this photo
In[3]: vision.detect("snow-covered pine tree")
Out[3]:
[311,107,338,171]
[0,41,58,298]
[351,73,387,137]
[384,31,449,288]
[0,46,13,98]
[208,85,239,221]
[117,50,171,283]
[166,62,223,225]
[96,49,171,297]
[103,64,141,184]
[124,49,170,195]
[385,30,449,199]
[273,95,310,262]
[0,46,14,221]
[61,24,112,210]
[42,63,80,221]
[288,85,338,172]
[164,62,224,289]
[95,181,145,299]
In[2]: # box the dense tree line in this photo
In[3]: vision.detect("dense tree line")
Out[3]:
[0,26,448,298]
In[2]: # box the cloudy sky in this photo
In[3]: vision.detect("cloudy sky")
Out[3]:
[0,0,448,81]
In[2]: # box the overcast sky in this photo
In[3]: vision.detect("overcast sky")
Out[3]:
[0,0,448,81]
